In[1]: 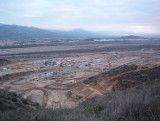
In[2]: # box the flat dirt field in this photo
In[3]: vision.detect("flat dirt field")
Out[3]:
[0,40,160,108]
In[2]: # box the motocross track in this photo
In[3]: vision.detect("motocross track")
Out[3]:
[1,39,160,108]
[0,62,160,108]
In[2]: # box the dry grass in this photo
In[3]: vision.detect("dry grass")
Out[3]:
[0,79,160,121]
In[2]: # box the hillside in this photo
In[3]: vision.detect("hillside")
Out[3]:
[0,79,160,121]
[0,24,150,41]
[49,29,102,39]
[120,35,145,39]
[0,89,38,111]
[0,24,101,41]
[0,24,69,40]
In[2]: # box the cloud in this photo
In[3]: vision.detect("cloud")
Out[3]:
[0,0,160,33]
[14,3,37,7]
[55,8,76,12]
[0,9,6,13]
[128,26,159,33]
[20,14,41,18]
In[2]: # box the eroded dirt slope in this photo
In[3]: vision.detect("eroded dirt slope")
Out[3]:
[79,65,160,93]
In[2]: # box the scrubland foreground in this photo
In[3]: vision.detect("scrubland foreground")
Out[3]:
[0,78,160,121]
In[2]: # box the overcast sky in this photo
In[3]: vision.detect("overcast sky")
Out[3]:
[0,0,160,33]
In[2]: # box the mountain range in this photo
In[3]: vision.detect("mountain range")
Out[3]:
[0,23,103,41]
[0,23,154,41]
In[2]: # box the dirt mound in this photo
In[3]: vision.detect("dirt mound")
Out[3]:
[0,59,9,66]
[0,89,37,111]
[81,64,160,94]
[83,64,138,84]
[116,66,160,90]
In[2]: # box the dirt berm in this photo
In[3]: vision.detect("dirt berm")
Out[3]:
[116,66,160,90]
[78,64,160,93]
[83,64,138,84]
[0,71,34,82]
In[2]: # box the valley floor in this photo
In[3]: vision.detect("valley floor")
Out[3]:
[0,40,160,109]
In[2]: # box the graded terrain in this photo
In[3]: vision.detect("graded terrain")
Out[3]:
[0,40,160,108]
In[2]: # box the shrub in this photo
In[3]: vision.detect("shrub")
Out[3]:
[0,79,160,121]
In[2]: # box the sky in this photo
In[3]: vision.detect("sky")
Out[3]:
[0,0,160,34]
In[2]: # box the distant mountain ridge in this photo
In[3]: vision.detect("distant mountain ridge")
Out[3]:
[0,24,65,40]
[0,23,152,41]
[0,23,4,26]
[120,35,146,39]
[0,24,102,41]
[49,29,102,38]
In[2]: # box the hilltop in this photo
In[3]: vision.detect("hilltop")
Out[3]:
[120,35,146,39]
